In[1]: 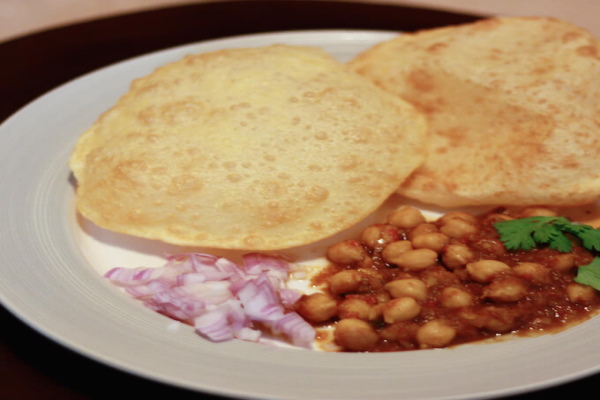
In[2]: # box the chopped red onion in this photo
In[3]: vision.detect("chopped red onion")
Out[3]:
[105,252,315,348]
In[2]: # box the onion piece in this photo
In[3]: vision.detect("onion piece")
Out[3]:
[271,312,316,348]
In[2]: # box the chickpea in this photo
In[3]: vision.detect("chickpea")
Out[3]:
[566,283,597,303]
[393,248,438,271]
[326,240,367,265]
[486,318,513,333]
[407,223,438,241]
[467,260,511,283]
[334,318,379,351]
[458,309,488,328]
[384,278,428,301]
[439,211,478,224]
[416,320,456,348]
[338,298,372,320]
[329,269,363,295]
[512,262,551,284]
[441,243,475,269]
[360,224,398,249]
[519,206,557,218]
[383,297,422,323]
[439,218,478,239]
[473,239,507,257]
[482,306,516,333]
[295,293,338,323]
[438,286,473,308]
[551,253,576,272]
[411,232,450,253]
[381,240,413,264]
[420,266,460,287]
[387,206,426,229]
[372,290,391,304]
[483,213,513,224]
[483,277,528,302]
[356,268,384,291]
[379,324,400,342]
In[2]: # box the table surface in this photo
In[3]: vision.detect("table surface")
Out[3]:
[0,1,598,399]
[3,0,600,44]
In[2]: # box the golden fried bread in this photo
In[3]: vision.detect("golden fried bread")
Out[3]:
[70,44,427,250]
[349,17,600,207]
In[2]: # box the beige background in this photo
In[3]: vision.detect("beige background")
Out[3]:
[1,0,599,43]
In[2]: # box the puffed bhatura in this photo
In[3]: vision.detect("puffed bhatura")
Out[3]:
[69,45,427,250]
[349,17,600,207]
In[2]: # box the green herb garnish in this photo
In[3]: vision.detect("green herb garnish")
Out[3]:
[574,258,600,291]
[494,216,600,253]
[494,216,600,290]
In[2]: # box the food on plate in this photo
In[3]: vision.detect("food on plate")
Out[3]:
[348,17,600,207]
[296,205,600,352]
[104,204,600,351]
[69,44,427,250]
[105,252,316,348]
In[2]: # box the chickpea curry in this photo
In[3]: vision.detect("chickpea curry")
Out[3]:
[294,206,600,352]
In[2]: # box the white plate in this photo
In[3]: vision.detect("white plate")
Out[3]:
[1,30,599,400]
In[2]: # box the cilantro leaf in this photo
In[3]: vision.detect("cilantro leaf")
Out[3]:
[493,217,538,250]
[531,222,573,252]
[574,258,600,291]
[561,223,600,252]
[494,216,575,252]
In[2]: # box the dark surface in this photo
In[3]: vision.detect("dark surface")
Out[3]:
[0,1,597,399]
[0,0,484,123]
